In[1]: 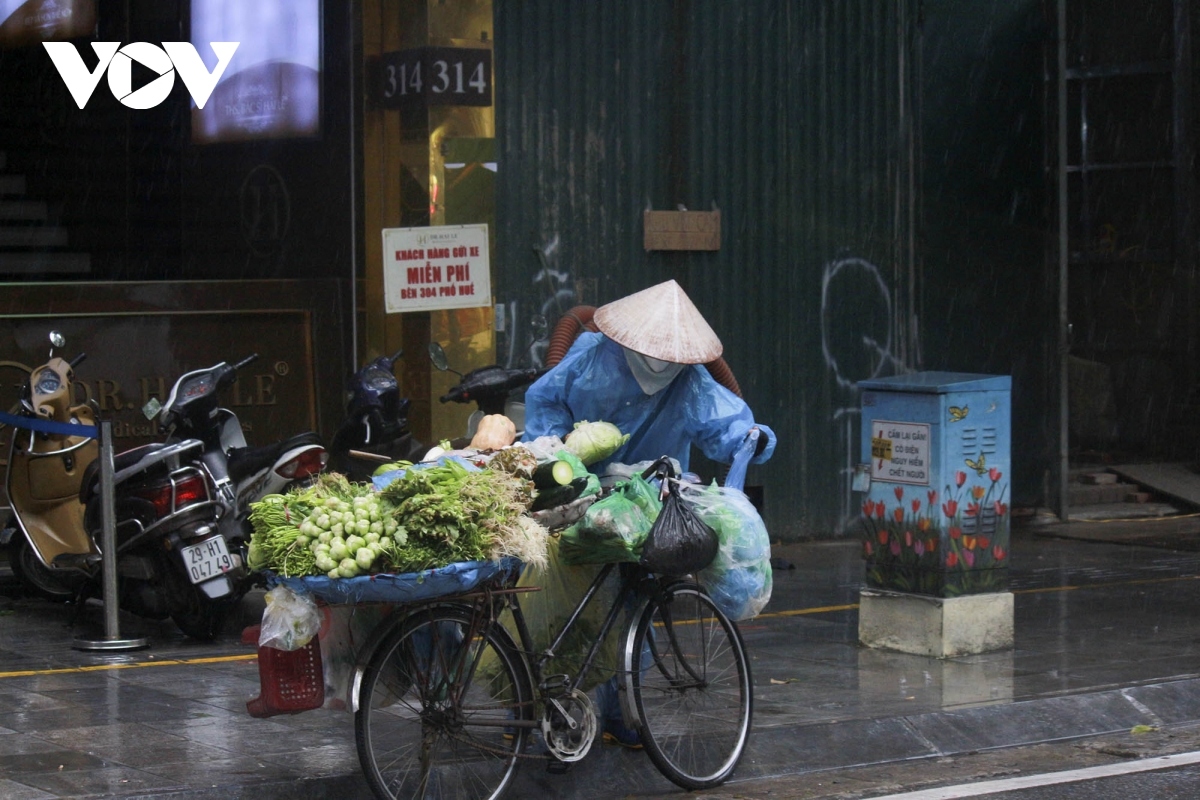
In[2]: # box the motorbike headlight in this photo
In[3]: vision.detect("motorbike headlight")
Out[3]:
[35,368,61,394]
[365,367,396,391]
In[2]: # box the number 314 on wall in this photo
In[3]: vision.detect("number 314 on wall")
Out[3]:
[374,46,492,108]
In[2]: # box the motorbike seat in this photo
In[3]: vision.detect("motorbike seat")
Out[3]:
[226,431,324,485]
[78,442,174,504]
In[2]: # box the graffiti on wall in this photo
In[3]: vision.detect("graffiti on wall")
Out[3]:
[821,255,918,533]
[500,234,578,369]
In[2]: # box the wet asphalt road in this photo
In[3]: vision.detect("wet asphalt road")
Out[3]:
[4,520,1200,798]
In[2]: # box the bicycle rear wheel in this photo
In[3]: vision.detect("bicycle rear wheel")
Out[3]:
[355,605,532,800]
[630,583,752,790]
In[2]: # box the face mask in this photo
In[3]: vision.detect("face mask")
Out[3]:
[624,348,684,395]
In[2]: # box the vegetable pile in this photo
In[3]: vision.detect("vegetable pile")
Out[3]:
[246,420,630,582]
[377,457,537,570]
[247,474,402,579]
[248,460,547,579]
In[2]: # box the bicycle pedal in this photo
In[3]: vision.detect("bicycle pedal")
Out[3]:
[546,760,572,775]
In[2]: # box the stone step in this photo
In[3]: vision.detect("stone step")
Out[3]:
[0,200,48,221]
[1078,471,1119,485]
[0,251,90,274]
[0,226,68,247]
[1068,480,1144,505]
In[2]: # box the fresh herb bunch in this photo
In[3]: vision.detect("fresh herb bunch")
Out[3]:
[248,473,401,578]
[379,458,538,572]
[247,461,547,578]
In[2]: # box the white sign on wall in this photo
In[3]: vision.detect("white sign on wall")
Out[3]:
[869,419,931,485]
[382,224,492,313]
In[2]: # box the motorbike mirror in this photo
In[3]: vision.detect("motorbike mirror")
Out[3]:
[428,342,450,371]
[48,331,65,350]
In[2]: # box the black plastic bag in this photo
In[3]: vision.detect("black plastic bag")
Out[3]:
[640,470,719,575]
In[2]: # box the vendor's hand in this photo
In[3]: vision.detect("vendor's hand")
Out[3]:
[747,427,768,457]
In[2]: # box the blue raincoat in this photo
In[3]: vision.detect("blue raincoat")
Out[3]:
[523,332,776,471]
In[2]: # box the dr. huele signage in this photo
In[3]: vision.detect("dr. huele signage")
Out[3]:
[58,367,281,440]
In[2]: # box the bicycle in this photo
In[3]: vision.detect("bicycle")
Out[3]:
[351,466,754,800]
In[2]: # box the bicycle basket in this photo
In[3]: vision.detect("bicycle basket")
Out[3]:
[246,636,324,718]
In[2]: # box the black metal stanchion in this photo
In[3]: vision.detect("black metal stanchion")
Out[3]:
[73,420,148,652]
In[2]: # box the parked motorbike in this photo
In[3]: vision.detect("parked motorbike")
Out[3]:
[327,349,425,482]
[1,332,235,640]
[429,342,545,449]
[146,354,327,558]
[327,328,548,478]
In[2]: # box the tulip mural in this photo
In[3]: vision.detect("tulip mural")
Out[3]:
[861,465,1010,596]
[858,373,1012,597]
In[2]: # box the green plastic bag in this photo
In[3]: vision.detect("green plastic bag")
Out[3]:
[558,475,662,565]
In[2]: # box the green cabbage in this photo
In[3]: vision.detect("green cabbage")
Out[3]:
[564,420,629,466]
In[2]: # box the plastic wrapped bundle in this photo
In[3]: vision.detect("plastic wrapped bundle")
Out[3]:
[557,474,661,565]
[685,483,773,621]
[510,537,624,691]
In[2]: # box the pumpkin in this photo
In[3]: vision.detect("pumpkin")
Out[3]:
[470,414,517,451]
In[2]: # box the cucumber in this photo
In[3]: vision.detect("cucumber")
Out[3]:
[531,477,588,511]
[532,458,575,489]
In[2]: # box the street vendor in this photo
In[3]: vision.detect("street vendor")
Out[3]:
[523,279,776,473]
[521,278,776,747]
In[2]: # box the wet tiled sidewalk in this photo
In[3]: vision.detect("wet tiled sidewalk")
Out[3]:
[4,522,1200,799]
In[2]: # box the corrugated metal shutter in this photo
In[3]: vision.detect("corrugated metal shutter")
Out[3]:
[494,1,919,539]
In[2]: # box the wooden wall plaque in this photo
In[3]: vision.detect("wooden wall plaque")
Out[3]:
[643,210,721,251]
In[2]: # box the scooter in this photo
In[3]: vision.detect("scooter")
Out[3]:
[146,354,327,557]
[327,349,425,482]
[324,334,547,478]
[429,342,545,448]
[1,332,235,640]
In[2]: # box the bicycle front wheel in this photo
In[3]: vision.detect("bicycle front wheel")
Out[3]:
[355,605,531,800]
[630,584,752,790]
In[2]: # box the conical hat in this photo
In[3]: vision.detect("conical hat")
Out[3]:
[594,280,723,364]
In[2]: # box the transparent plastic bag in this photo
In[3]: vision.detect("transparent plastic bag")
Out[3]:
[524,434,567,461]
[684,483,773,620]
[258,586,322,651]
[509,537,623,691]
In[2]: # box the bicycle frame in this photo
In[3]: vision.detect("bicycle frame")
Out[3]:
[503,432,761,701]
[497,560,663,733]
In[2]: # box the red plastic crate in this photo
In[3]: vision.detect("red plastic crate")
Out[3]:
[246,636,325,718]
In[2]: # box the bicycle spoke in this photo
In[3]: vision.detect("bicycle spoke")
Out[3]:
[632,585,752,791]
[356,607,530,800]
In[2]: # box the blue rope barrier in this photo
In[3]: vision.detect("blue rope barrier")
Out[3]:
[0,410,99,439]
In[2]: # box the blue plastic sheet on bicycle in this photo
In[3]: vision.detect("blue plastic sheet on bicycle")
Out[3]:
[264,557,520,605]
[370,454,481,492]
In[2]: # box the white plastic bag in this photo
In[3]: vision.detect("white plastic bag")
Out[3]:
[523,434,567,461]
[258,586,321,651]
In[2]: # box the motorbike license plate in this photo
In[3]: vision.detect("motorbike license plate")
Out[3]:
[181,537,234,584]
